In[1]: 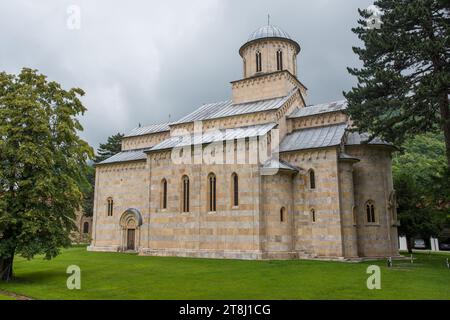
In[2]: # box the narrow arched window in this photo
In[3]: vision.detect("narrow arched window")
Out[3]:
[280,207,286,222]
[208,173,217,212]
[161,179,167,209]
[232,173,239,207]
[256,51,262,72]
[182,176,190,213]
[311,209,316,223]
[366,201,376,223]
[107,197,113,216]
[83,222,89,234]
[243,58,247,78]
[276,50,283,71]
[309,169,316,189]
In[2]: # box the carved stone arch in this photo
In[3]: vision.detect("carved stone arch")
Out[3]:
[119,208,143,251]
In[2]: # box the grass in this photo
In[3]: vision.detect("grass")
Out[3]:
[0,246,449,300]
[0,294,15,300]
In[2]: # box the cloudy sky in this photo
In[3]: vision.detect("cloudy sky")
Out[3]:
[0,0,374,149]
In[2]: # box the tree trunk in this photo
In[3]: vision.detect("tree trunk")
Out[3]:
[0,250,15,282]
[406,237,413,254]
[439,92,450,167]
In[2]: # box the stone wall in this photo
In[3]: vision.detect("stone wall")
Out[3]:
[121,131,170,151]
[231,71,306,104]
[346,145,399,257]
[90,161,149,251]
[240,39,298,78]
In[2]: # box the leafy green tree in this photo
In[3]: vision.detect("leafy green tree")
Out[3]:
[0,68,93,281]
[393,132,450,252]
[80,164,95,217]
[79,133,124,218]
[345,0,450,166]
[95,133,124,163]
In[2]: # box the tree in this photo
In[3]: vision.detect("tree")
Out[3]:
[0,68,93,281]
[95,133,124,163]
[80,164,95,217]
[344,0,450,166]
[79,133,124,218]
[393,132,450,252]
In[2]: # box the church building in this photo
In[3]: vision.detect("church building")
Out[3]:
[88,24,400,260]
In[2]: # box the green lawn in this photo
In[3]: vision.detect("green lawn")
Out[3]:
[0,246,449,300]
[0,294,15,300]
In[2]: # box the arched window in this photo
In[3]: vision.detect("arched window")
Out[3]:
[182,176,190,213]
[311,209,316,223]
[83,222,89,234]
[243,58,247,78]
[107,197,113,216]
[161,179,167,209]
[256,51,262,72]
[276,50,283,71]
[366,201,376,223]
[309,169,316,189]
[232,173,239,207]
[208,173,217,212]
[280,207,286,222]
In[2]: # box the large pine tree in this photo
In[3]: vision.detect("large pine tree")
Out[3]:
[0,68,93,281]
[344,0,450,165]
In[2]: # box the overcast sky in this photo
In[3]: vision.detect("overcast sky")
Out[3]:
[0,0,374,149]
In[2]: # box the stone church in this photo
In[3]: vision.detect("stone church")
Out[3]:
[88,24,400,260]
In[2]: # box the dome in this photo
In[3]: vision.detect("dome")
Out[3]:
[239,24,300,55]
[247,24,292,42]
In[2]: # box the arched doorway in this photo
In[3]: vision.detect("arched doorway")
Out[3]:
[119,208,143,252]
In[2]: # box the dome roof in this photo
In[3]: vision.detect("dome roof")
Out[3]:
[247,24,292,42]
[239,24,300,55]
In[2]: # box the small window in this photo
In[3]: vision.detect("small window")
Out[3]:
[256,51,262,72]
[309,169,316,189]
[208,173,217,212]
[276,50,283,71]
[182,176,190,213]
[243,58,247,78]
[83,222,89,234]
[311,209,316,223]
[366,201,376,223]
[280,207,286,222]
[107,198,113,216]
[232,173,239,207]
[161,179,167,209]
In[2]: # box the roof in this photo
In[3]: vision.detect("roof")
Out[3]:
[288,100,347,119]
[173,88,297,125]
[261,158,300,173]
[149,122,277,152]
[124,123,170,138]
[240,24,300,54]
[280,123,348,152]
[248,24,292,42]
[346,131,392,147]
[97,148,148,165]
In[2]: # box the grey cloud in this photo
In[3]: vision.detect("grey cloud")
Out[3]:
[0,0,373,149]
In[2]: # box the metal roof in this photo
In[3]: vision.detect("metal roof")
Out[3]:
[149,122,277,152]
[280,123,348,152]
[240,24,300,54]
[262,158,300,172]
[173,89,296,125]
[124,123,170,138]
[248,25,292,42]
[288,100,347,119]
[346,131,392,147]
[98,148,148,165]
